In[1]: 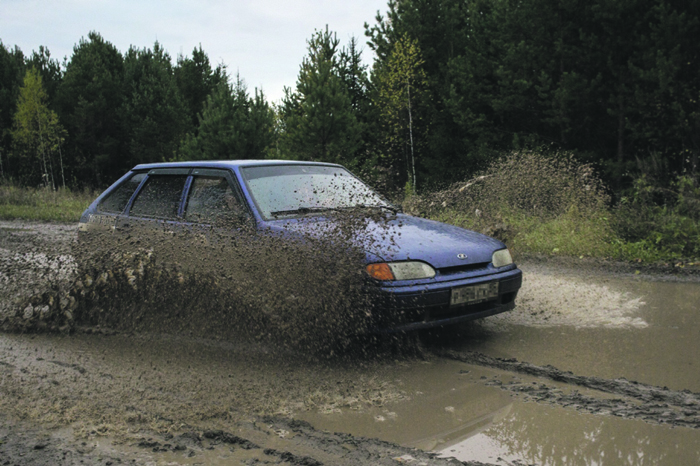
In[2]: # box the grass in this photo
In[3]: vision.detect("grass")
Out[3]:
[0,183,96,223]
[434,206,700,264]
[407,151,700,264]
[435,206,616,259]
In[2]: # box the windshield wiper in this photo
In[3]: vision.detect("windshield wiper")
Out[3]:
[270,207,338,217]
[353,204,400,213]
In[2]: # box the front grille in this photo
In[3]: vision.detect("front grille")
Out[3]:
[438,262,490,276]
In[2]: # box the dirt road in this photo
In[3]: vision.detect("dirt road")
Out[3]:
[1,221,699,465]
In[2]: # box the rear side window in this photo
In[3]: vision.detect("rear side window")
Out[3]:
[185,175,248,224]
[130,175,187,219]
[98,173,146,214]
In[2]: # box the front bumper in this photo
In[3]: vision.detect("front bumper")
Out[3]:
[370,267,522,333]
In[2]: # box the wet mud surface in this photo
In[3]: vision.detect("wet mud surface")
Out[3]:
[1,220,699,465]
[441,350,700,429]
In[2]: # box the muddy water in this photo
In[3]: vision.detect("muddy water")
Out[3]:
[300,263,700,465]
[2,221,700,465]
[298,359,514,450]
[444,401,700,465]
[451,263,700,392]
[299,357,700,465]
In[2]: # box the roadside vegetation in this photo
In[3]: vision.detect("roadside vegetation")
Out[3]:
[404,151,700,264]
[0,183,94,222]
[1,150,697,265]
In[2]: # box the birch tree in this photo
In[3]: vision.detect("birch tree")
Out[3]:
[12,68,66,188]
[374,35,428,193]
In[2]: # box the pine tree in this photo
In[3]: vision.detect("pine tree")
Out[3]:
[122,42,188,167]
[57,32,125,187]
[174,45,227,133]
[279,27,361,164]
[0,41,26,179]
[338,36,377,169]
[177,76,275,161]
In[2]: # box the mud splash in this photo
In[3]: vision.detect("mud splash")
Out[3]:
[1,211,416,355]
[492,269,647,329]
[0,223,77,333]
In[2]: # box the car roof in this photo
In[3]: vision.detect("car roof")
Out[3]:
[132,160,343,171]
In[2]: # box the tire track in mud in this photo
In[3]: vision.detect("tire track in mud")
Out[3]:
[0,413,499,466]
[259,417,490,466]
[441,350,700,429]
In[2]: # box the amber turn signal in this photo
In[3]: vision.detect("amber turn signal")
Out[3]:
[366,263,395,281]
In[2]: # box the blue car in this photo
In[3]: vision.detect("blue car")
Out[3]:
[79,160,522,332]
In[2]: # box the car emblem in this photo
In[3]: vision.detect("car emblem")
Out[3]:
[457,253,468,260]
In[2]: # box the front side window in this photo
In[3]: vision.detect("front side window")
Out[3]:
[241,165,389,219]
[184,175,248,225]
[129,175,187,219]
[98,172,146,214]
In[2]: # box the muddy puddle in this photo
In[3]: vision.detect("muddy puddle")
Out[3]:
[1,220,700,465]
[288,263,700,465]
[303,357,700,465]
[443,263,700,392]
[443,400,700,465]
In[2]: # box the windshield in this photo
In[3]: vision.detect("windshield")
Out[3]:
[241,165,390,219]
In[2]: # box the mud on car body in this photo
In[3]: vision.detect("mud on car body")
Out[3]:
[79,160,522,332]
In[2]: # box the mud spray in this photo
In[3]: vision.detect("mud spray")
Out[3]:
[1,210,420,357]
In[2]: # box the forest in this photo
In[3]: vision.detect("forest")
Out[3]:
[1,0,699,260]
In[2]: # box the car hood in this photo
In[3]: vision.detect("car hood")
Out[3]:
[263,213,504,268]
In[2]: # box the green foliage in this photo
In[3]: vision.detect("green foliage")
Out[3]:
[372,34,430,191]
[338,37,376,168]
[11,68,66,188]
[406,150,699,262]
[2,1,700,204]
[25,46,62,104]
[56,32,125,187]
[3,33,276,188]
[278,27,361,165]
[174,45,227,132]
[366,0,700,189]
[176,76,275,160]
[0,41,26,177]
[406,151,615,257]
[612,174,700,260]
[122,42,189,167]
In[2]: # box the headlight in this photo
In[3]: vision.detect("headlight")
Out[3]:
[492,249,513,268]
[366,261,436,281]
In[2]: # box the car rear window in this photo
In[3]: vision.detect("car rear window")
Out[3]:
[129,175,187,219]
[97,172,146,214]
[184,175,247,224]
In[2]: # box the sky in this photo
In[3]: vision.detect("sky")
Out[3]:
[0,0,390,103]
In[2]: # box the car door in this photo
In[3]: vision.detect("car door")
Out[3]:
[181,168,252,235]
[85,171,147,234]
[116,168,190,237]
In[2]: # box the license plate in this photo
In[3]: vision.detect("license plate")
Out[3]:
[450,281,499,306]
